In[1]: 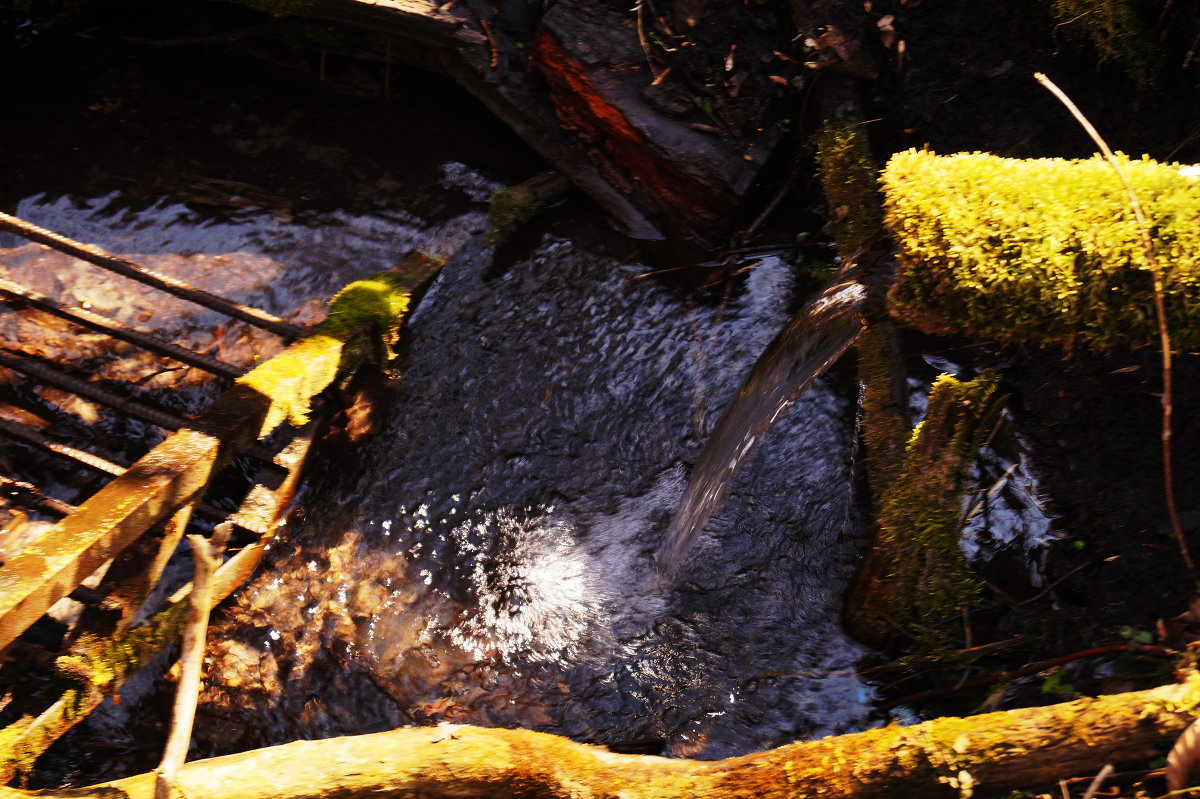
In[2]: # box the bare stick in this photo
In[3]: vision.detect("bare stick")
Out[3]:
[1082,763,1115,799]
[635,0,664,81]
[155,522,232,799]
[0,212,301,339]
[1034,72,1196,579]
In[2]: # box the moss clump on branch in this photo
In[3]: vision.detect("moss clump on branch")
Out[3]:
[0,602,191,782]
[484,173,569,248]
[847,371,1003,651]
[485,187,545,248]
[882,149,1200,350]
[814,119,884,254]
[238,271,419,435]
[1049,0,1150,79]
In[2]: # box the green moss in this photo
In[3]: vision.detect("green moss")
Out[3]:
[851,371,1004,651]
[815,122,908,499]
[238,271,417,435]
[882,150,1200,350]
[814,120,884,257]
[321,273,414,345]
[0,602,190,782]
[814,121,1000,655]
[1049,0,1151,80]
[484,186,545,247]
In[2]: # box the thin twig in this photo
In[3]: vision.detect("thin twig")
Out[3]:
[1034,72,1196,581]
[155,522,233,799]
[634,0,664,81]
[1082,764,1115,799]
[743,166,804,240]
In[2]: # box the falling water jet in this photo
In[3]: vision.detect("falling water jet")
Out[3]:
[657,237,893,578]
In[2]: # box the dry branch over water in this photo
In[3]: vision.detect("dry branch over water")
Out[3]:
[6,674,1200,799]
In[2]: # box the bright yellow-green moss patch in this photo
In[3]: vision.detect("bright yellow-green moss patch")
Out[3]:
[238,271,418,436]
[882,149,1200,350]
[322,273,414,344]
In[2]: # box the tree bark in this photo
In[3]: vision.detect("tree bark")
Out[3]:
[9,674,1200,799]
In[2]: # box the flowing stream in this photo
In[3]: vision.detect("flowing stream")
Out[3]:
[3,172,1061,784]
[192,221,877,761]
[0,34,1061,788]
[2,175,878,777]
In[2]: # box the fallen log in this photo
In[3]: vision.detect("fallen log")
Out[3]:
[296,0,793,250]
[9,673,1200,798]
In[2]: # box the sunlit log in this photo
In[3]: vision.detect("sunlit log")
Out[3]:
[8,674,1200,799]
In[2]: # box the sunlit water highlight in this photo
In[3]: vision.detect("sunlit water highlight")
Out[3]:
[657,273,868,577]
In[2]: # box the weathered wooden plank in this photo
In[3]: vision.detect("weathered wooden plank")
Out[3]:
[0,341,347,652]
[0,422,235,654]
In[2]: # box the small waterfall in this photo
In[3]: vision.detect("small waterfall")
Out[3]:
[658,238,892,577]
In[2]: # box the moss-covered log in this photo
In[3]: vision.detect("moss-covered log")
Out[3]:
[7,674,1200,798]
[846,371,1004,652]
[484,171,571,247]
[813,122,998,654]
[814,119,884,255]
[882,149,1200,350]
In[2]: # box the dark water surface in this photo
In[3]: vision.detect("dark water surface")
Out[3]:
[196,231,876,760]
[1,181,876,779]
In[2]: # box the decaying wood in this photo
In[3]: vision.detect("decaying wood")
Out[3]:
[308,0,784,249]
[8,674,1200,798]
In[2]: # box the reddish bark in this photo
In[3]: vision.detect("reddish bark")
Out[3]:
[530,28,738,246]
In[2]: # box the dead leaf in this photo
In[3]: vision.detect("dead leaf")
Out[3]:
[803,25,878,79]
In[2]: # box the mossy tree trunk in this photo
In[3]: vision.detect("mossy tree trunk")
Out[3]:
[7,675,1200,799]
[814,120,1006,655]
[846,372,1003,651]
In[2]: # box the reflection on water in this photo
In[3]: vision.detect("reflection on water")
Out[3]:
[197,230,875,761]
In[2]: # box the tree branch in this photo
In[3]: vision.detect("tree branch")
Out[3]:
[10,674,1200,799]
